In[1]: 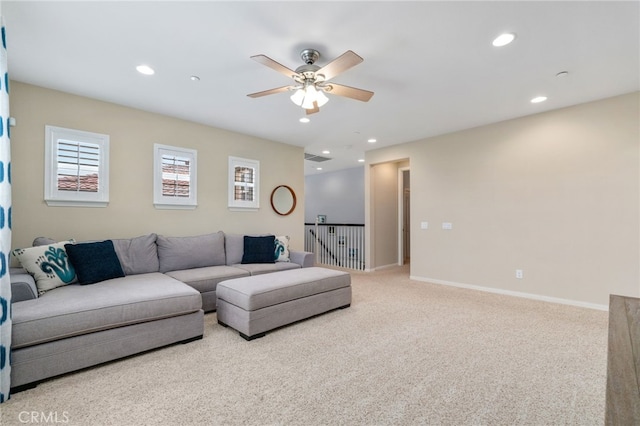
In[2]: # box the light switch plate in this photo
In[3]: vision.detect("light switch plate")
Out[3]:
[421,222,429,229]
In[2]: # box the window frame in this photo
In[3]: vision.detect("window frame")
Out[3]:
[44,125,110,207]
[153,143,198,210]
[228,156,260,211]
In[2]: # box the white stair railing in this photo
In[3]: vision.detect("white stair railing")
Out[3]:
[304,223,365,271]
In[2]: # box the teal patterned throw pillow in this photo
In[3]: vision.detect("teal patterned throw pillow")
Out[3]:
[12,240,77,295]
[274,235,290,262]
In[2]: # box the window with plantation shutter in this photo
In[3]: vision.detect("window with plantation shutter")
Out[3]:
[57,140,100,192]
[44,125,109,207]
[161,154,190,197]
[233,166,254,201]
[228,156,259,210]
[154,144,197,209]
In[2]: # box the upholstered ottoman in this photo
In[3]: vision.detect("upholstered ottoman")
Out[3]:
[216,267,351,340]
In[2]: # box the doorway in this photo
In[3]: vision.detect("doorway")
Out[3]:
[398,168,410,265]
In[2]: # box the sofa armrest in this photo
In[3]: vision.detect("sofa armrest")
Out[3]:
[10,267,38,302]
[289,251,315,268]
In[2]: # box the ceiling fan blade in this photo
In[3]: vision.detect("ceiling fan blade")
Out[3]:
[316,50,364,81]
[326,83,374,102]
[247,86,292,98]
[250,54,298,79]
[306,101,320,115]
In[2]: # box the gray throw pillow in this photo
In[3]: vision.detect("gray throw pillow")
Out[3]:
[157,231,225,273]
[112,233,159,275]
[32,236,57,246]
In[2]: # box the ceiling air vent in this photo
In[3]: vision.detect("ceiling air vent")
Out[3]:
[305,153,332,162]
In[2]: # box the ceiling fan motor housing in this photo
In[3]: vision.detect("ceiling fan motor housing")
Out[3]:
[300,49,320,65]
[295,50,323,82]
[295,64,321,80]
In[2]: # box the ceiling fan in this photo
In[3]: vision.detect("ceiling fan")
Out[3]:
[247,49,374,115]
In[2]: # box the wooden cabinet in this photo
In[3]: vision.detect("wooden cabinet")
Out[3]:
[605,294,640,424]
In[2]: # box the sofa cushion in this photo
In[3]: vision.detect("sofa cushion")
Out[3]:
[11,272,202,349]
[233,261,301,276]
[65,240,125,285]
[242,235,276,264]
[224,233,245,266]
[112,233,159,275]
[165,265,249,293]
[157,232,225,273]
[12,240,77,295]
[275,235,290,262]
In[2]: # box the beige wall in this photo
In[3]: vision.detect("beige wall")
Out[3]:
[367,92,639,307]
[370,162,399,268]
[9,82,305,251]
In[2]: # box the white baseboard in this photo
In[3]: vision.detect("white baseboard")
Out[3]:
[410,275,609,311]
[373,263,401,271]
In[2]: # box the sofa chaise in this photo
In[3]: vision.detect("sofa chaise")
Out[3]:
[9,231,313,390]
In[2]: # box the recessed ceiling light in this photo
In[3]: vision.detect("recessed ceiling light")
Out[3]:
[492,33,516,47]
[299,117,310,123]
[358,159,365,163]
[316,167,323,171]
[531,96,548,104]
[322,150,330,154]
[367,138,377,143]
[136,64,155,75]
[190,75,200,81]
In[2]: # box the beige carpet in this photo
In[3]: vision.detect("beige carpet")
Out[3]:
[0,266,608,425]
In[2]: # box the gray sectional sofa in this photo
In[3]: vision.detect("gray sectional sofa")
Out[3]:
[9,231,313,390]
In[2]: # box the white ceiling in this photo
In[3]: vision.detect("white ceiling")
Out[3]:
[3,1,639,175]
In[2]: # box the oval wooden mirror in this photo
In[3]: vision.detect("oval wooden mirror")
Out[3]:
[270,185,297,216]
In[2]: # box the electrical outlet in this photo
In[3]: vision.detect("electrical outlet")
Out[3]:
[515,269,523,279]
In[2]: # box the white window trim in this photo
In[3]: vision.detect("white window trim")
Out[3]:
[153,143,197,210]
[44,125,110,208]
[228,156,260,211]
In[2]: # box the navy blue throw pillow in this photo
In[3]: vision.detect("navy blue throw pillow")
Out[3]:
[241,235,276,264]
[65,240,125,285]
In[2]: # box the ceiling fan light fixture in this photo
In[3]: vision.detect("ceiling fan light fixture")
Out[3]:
[315,90,329,107]
[295,84,329,110]
[301,86,318,110]
[290,88,305,106]
[250,49,371,112]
